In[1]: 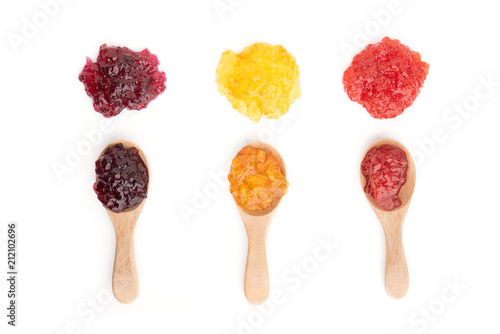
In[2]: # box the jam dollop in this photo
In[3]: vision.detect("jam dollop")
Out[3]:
[343,37,429,119]
[361,145,408,211]
[216,43,301,122]
[228,146,288,212]
[79,44,167,118]
[94,143,149,213]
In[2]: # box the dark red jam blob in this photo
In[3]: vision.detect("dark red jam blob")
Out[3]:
[94,143,149,213]
[361,145,408,211]
[343,37,429,119]
[79,44,167,118]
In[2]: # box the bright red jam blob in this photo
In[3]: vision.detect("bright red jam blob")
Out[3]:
[361,145,408,211]
[79,44,166,118]
[343,37,429,119]
[94,143,149,213]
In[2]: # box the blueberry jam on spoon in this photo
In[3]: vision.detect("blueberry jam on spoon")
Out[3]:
[94,143,149,213]
[95,141,150,304]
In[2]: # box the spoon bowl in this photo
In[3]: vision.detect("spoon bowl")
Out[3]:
[360,138,416,299]
[233,142,287,305]
[97,140,150,304]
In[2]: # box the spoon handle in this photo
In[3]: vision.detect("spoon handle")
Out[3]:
[244,223,270,305]
[383,223,409,299]
[112,233,139,304]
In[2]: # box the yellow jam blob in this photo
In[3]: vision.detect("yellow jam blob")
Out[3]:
[228,146,288,212]
[216,43,301,122]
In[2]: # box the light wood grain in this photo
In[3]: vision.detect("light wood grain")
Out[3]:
[97,140,150,304]
[360,138,416,299]
[234,142,286,305]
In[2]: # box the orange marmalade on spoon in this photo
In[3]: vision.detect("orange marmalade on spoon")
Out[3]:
[228,146,288,212]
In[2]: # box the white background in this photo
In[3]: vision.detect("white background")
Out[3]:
[1,0,500,333]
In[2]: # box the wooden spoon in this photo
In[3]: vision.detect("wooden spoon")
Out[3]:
[97,140,150,304]
[233,142,287,305]
[360,138,416,299]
